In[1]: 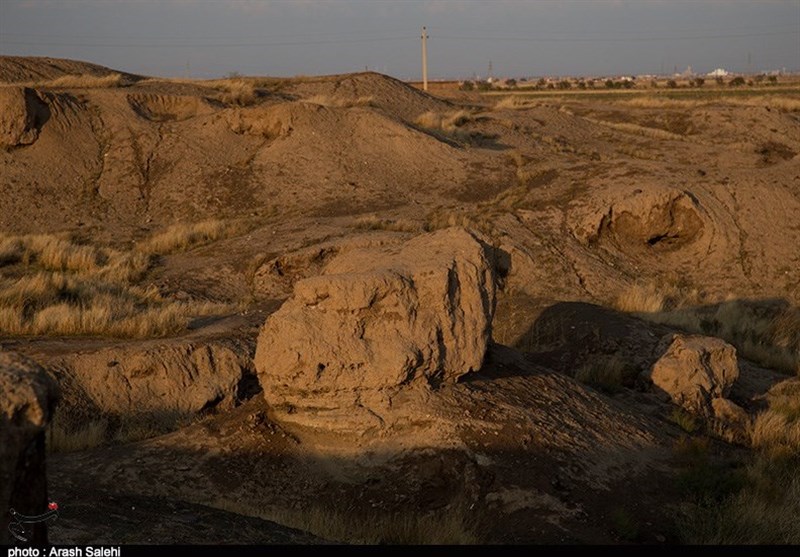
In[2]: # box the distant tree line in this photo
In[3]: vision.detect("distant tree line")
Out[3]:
[458,73,777,92]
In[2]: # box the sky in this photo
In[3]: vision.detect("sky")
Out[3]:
[0,0,798,79]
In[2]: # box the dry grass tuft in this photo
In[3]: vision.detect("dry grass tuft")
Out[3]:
[677,376,800,543]
[677,454,800,543]
[620,97,707,109]
[0,272,228,337]
[751,411,800,453]
[352,215,421,233]
[493,96,541,111]
[209,497,481,544]
[614,282,666,313]
[751,380,800,453]
[614,283,799,375]
[136,219,234,256]
[755,96,800,112]
[585,116,685,140]
[575,354,629,392]
[0,223,238,338]
[46,417,109,453]
[618,93,800,112]
[46,409,198,453]
[423,208,495,236]
[414,109,473,134]
[212,79,260,106]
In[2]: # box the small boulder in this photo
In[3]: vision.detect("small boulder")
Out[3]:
[0,352,59,543]
[645,334,739,414]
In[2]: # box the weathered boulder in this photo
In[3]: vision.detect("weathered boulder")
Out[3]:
[46,340,250,420]
[0,352,58,544]
[255,227,498,433]
[645,334,739,414]
[0,87,43,149]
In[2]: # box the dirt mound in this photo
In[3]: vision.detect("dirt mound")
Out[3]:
[1,84,468,233]
[0,55,140,84]
[693,105,800,166]
[286,71,455,122]
[0,86,48,149]
[225,100,323,138]
[127,93,216,122]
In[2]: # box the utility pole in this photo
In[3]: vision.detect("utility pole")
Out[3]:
[421,26,429,91]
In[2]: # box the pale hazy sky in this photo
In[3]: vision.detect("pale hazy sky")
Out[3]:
[0,0,798,79]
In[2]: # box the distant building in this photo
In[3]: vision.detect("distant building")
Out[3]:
[707,68,730,77]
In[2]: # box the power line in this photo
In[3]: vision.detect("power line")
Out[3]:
[0,36,415,48]
[2,29,793,50]
[0,29,401,41]
[434,30,797,43]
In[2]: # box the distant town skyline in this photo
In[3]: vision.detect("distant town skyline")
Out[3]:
[1,0,797,80]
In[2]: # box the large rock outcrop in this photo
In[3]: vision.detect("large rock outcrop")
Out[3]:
[254,228,498,434]
[0,352,59,544]
[644,334,739,415]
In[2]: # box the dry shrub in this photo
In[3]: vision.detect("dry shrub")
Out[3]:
[214,79,259,106]
[352,215,421,233]
[40,73,126,89]
[414,110,473,134]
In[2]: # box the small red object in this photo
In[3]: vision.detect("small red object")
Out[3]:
[48,502,58,511]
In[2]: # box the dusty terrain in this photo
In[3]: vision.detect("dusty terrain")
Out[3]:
[1,55,799,544]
